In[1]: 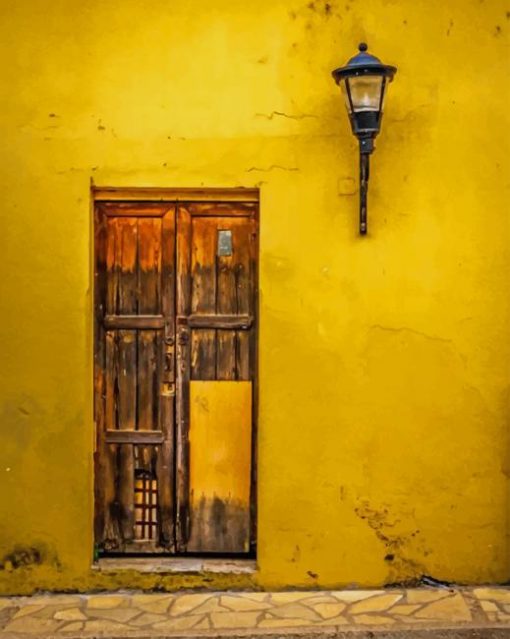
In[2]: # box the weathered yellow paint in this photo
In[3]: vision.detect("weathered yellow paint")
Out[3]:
[0,0,509,594]
[190,381,252,505]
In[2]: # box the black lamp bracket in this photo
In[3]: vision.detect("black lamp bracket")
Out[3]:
[359,137,374,235]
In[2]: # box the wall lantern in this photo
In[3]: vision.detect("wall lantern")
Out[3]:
[332,43,397,234]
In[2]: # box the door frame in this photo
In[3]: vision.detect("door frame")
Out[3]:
[92,186,259,557]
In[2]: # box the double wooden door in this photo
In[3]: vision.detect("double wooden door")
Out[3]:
[94,196,257,555]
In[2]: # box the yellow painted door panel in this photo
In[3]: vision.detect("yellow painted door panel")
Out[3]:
[188,381,252,552]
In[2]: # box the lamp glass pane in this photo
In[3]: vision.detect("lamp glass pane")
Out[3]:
[347,75,383,112]
[379,77,388,112]
[340,79,352,113]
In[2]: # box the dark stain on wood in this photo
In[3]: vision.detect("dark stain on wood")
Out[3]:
[187,496,249,553]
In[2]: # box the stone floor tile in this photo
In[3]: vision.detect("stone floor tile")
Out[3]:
[259,617,309,628]
[317,615,349,626]
[235,592,270,602]
[30,596,81,606]
[269,592,316,604]
[185,597,230,615]
[350,593,403,614]
[86,594,126,609]
[332,590,385,602]
[60,621,84,632]
[169,593,213,615]
[268,602,321,621]
[135,596,174,614]
[0,601,12,611]
[4,617,62,634]
[480,600,499,612]
[406,589,451,604]
[210,611,261,628]
[474,588,510,603]
[220,595,272,611]
[152,614,205,630]
[195,617,211,629]
[415,593,471,622]
[313,602,346,618]
[88,606,141,622]
[34,605,79,620]
[131,593,174,606]
[128,612,170,627]
[355,614,396,625]
[83,618,131,633]
[12,605,47,619]
[304,595,342,605]
[54,608,87,621]
[391,603,421,616]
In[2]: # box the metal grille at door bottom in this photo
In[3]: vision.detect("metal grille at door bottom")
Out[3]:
[134,470,158,541]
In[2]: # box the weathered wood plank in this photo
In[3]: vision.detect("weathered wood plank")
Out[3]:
[105,430,165,444]
[158,390,174,549]
[188,202,257,217]
[116,217,137,543]
[190,329,215,380]
[137,218,162,470]
[158,209,176,550]
[190,216,216,381]
[177,206,191,317]
[104,315,165,329]
[104,331,119,430]
[99,202,175,217]
[176,206,192,550]
[187,314,252,329]
[94,206,121,549]
[234,221,254,381]
[216,228,237,380]
[101,217,125,549]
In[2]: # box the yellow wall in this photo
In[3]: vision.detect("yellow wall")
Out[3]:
[1,0,509,594]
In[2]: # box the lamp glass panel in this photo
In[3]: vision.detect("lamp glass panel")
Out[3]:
[340,79,352,113]
[379,77,388,111]
[348,75,383,112]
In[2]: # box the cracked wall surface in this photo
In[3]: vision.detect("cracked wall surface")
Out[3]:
[0,0,509,593]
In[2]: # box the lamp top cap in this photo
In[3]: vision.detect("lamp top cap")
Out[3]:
[346,42,384,67]
[332,42,397,82]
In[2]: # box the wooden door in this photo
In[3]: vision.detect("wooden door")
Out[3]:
[94,202,176,553]
[94,195,258,556]
[175,202,258,554]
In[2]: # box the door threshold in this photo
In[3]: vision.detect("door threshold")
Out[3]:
[93,557,256,574]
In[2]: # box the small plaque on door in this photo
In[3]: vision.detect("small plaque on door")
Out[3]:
[217,230,233,256]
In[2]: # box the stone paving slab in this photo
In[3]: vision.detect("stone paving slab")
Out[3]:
[0,587,508,637]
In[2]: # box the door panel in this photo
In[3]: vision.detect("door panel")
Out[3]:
[175,202,257,553]
[188,381,252,552]
[94,203,175,553]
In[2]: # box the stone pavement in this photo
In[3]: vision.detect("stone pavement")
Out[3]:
[1,587,510,638]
